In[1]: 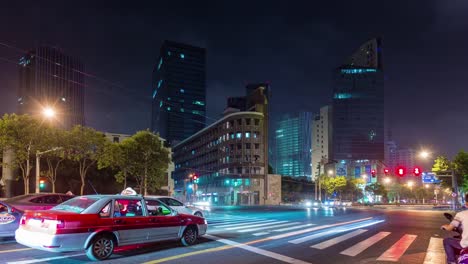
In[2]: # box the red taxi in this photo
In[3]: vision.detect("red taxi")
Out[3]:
[15,195,207,261]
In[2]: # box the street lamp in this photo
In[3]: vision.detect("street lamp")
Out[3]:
[419,151,430,159]
[327,169,334,176]
[42,107,56,119]
[384,177,391,184]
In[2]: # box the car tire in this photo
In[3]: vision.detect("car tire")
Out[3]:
[194,211,203,217]
[86,234,114,261]
[181,226,198,246]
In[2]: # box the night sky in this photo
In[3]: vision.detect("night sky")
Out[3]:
[0,1,467,158]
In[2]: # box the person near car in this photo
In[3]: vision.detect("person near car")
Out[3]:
[441,193,468,264]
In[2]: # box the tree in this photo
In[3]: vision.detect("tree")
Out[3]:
[98,138,137,189]
[320,175,346,198]
[365,183,387,202]
[341,178,365,201]
[127,131,170,195]
[67,126,108,195]
[432,156,451,174]
[39,128,69,193]
[0,114,47,194]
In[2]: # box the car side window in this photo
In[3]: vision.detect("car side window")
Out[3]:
[113,199,143,217]
[30,197,45,204]
[60,195,74,202]
[146,200,172,216]
[169,198,184,206]
[99,202,111,218]
[44,195,61,204]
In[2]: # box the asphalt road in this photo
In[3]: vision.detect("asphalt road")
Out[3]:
[0,206,454,264]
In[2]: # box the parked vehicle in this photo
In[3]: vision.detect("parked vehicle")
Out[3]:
[2,193,75,211]
[15,194,207,261]
[0,193,75,237]
[147,196,206,217]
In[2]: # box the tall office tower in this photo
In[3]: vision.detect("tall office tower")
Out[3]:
[18,47,85,129]
[332,38,384,162]
[311,105,333,179]
[151,41,206,146]
[274,112,313,179]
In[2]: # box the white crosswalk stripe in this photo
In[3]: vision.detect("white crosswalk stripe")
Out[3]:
[225,221,288,230]
[340,231,391,256]
[376,234,417,262]
[311,229,368,249]
[238,222,300,233]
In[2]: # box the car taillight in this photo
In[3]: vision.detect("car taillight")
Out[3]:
[20,216,26,225]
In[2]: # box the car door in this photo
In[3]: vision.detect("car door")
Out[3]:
[145,199,183,242]
[112,198,149,245]
[0,201,22,237]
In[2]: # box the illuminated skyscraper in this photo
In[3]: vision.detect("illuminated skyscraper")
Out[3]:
[274,112,313,179]
[151,41,206,145]
[332,38,384,162]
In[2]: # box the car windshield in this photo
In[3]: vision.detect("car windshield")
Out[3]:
[52,196,99,213]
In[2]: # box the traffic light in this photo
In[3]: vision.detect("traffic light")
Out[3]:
[384,168,389,175]
[396,166,405,177]
[371,169,376,177]
[413,167,422,176]
[193,175,199,184]
[39,180,45,189]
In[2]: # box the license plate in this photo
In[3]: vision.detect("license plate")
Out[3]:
[28,219,42,227]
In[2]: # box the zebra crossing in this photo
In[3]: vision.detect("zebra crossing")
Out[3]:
[206,214,447,263]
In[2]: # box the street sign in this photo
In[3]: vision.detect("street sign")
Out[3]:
[422,172,441,183]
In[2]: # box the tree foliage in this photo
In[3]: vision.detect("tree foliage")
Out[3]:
[320,175,347,196]
[432,156,452,174]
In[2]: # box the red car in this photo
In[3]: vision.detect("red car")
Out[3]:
[15,194,207,261]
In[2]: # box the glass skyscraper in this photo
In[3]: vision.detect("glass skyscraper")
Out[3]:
[274,112,313,178]
[332,38,384,161]
[151,41,206,145]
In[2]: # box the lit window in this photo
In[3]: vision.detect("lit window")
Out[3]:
[226,122,230,129]
[180,89,185,93]
[159,101,163,108]
[152,90,157,99]
[193,101,205,106]
[167,97,171,101]
[167,107,171,111]
[245,132,250,138]
[192,110,202,115]
[61,97,66,102]
[236,132,242,139]
[167,51,171,56]
[157,58,163,70]
[180,108,184,112]
[157,79,163,89]
[180,53,185,59]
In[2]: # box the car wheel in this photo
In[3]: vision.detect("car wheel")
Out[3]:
[181,226,198,246]
[194,211,203,217]
[86,234,114,261]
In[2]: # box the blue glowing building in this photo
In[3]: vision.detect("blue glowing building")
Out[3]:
[274,112,313,179]
[151,41,206,145]
[332,38,385,162]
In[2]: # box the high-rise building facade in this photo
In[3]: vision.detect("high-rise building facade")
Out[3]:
[332,38,384,162]
[311,106,333,179]
[151,41,206,145]
[18,47,85,129]
[274,112,312,179]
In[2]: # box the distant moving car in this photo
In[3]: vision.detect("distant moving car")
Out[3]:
[302,200,322,208]
[0,193,75,237]
[3,193,75,211]
[147,196,206,217]
[15,194,207,261]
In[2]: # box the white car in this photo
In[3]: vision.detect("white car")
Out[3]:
[147,196,205,217]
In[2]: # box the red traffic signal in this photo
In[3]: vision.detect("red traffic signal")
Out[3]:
[193,175,198,180]
[384,168,389,174]
[371,169,376,177]
[396,167,405,177]
[413,167,422,176]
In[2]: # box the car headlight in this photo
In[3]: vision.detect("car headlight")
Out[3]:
[313,202,318,206]
[305,201,312,207]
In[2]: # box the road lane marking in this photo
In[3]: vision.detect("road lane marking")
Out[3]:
[288,220,383,244]
[238,222,299,233]
[224,221,287,230]
[274,223,315,232]
[210,219,263,226]
[340,232,391,256]
[143,244,233,264]
[214,220,277,228]
[205,235,312,264]
[423,237,445,264]
[253,232,270,236]
[376,234,417,262]
[311,229,368,249]
[6,253,85,264]
[268,217,373,240]
[0,248,33,254]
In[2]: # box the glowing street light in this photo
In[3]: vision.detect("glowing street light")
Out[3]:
[42,107,56,119]
[327,169,334,176]
[425,184,430,188]
[384,177,391,184]
[407,181,414,188]
[419,151,430,159]
[361,174,368,179]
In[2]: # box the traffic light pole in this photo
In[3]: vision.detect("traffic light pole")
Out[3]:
[35,147,62,193]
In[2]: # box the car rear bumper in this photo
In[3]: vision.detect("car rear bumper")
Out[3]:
[15,228,90,252]
[197,224,207,236]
